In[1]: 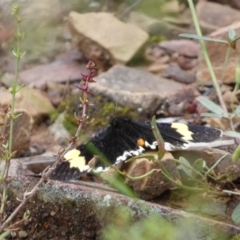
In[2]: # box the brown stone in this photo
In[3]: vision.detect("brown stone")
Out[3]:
[68,11,149,67]
[91,64,184,114]
[1,110,31,157]
[172,148,240,181]
[3,176,240,239]
[196,1,240,33]
[196,21,240,84]
[125,152,180,200]
[0,87,55,122]
[163,63,196,84]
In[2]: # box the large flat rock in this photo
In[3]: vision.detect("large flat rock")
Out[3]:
[90,65,184,114]
[0,87,55,122]
[4,176,240,239]
[196,1,240,33]
[68,11,149,65]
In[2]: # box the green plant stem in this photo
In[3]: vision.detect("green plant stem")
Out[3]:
[115,167,160,181]
[151,116,165,159]
[205,153,228,177]
[231,82,240,113]
[170,158,205,179]
[0,11,22,223]
[158,162,210,193]
[187,0,227,114]
[0,230,10,239]
[156,157,221,192]
[75,92,87,137]
[221,46,231,82]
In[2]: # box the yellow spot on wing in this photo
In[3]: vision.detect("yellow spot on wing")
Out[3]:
[171,123,193,141]
[64,149,90,172]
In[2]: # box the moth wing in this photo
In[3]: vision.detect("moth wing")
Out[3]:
[50,148,91,181]
[89,125,146,167]
[157,122,222,145]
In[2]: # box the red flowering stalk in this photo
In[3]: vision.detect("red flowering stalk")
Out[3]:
[75,60,97,137]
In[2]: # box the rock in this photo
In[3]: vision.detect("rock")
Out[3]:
[127,11,193,38]
[146,40,199,72]
[159,40,199,59]
[18,230,28,238]
[46,82,65,107]
[161,0,184,13]
[0,87,55,122]
[196,21,240,85]
[0,24,12,48]
[68,11,149,68]
[90,65,184,114]
[172,148,240,181]
[208,0,240,10]
[163,63,196,84]
[0,72,15,87]
[196,1,240,33]
[147,62,168,74]
[222,90,238,104]
[159,40,199,70]
[5,176,240,239]
[21,0,67,24]
[166,87,199,116]
[16,50,86,89]
[49,113,70,145]
[206,117,231,131]
[0,154,55,177]
[16,154,56,175]
[180,0,240,10]
[0,158,32,177]
[1,110,31,157]
[125,152,180,200]
[230,0,240,9]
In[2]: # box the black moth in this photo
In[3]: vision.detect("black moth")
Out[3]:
[50,117,222,181]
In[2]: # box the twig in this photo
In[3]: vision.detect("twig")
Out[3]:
[75,60,96,137]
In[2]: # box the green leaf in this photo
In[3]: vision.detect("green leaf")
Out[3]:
[224,131,240,139]
[0,230,11,239]
[233,145,240,162]
[20,51,26,58]
[192,158,206,173]
[179,33,228,44]
[177,157,193,177]
[232,203,240,225]
[23,209,31,220]
[102,174,137,198]
[228,28,236,41]
[234,35,240,42]
[151,116,165,159]
[231,105,240,119]
[16,84,24,92]
[12,49,17,57]
[196,96,229,118]
[13,113,22,119]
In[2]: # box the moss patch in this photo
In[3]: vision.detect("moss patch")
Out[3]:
[57,94,142,141]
